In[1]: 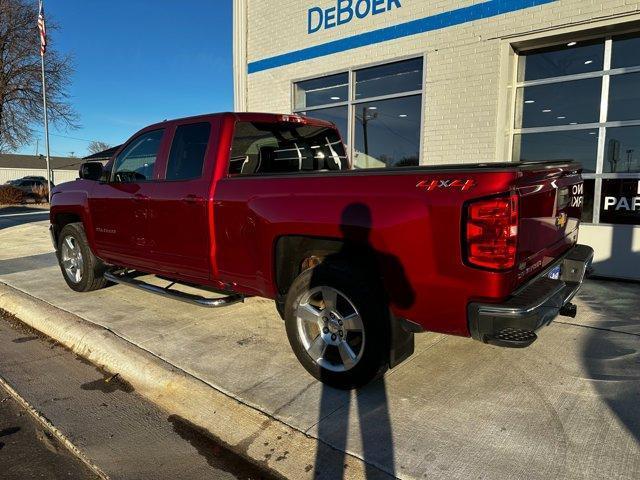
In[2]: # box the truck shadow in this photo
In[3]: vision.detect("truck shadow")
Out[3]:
[311,203,415,479]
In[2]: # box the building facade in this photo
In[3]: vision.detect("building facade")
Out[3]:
[233,0,640,280]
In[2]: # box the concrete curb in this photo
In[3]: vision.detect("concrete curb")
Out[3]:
[0,283,389,480]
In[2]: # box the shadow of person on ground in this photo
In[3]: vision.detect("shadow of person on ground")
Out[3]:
[311,203,415,479]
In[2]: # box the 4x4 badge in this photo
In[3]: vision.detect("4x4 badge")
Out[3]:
[416,179,476,192]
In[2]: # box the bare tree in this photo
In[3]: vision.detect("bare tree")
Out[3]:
[0,0,78,152]
[87,140,111,155]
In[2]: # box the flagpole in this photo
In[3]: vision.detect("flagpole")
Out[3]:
[39,0,51,203]
[40,53,51,202]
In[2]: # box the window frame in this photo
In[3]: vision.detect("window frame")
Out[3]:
[512,34,640,226]
[291,54,426,167]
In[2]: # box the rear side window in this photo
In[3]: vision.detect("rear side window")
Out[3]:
[112,129,164,182]
[166,122,211,181]
[229,121,348,175]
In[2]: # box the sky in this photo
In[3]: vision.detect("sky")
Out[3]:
[18,0,234,157]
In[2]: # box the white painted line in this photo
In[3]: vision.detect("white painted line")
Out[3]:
[0,211,49,218]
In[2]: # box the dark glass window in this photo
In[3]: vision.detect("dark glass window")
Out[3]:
[353,95,421,169]
[229,121,348,175]
[600,179,640,225]
[166,123,211,181]
[605,126,640,173]
[112,130,163,182]
[355,58,423,99]
[518,39,605,81]
[612,34,640,69]
[294,73,348,109]
[300,106,348,146]
[513,129,599,173]
[515,78,602,128]
[608,73,640,122]
[581,179,596,223]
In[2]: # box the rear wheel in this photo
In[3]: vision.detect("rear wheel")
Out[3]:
[284,261,389,389]
[57,223,108,292]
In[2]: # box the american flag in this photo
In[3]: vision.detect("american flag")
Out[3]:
[37,1,46,56]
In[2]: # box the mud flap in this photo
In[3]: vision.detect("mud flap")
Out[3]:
[389,314,416,368]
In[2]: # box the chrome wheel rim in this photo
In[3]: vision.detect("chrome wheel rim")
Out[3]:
[60,235,84,284]
[296,286,365,373]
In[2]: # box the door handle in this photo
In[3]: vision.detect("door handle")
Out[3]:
[181,194,201,204]
[133,193,149,202]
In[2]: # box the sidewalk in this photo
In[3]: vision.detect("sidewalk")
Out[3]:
[1,219,639,479]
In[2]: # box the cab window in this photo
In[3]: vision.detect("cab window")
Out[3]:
[112,130,164,183]
[166,122,211,181]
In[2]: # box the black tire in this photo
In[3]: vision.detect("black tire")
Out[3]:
[57,222,108,292]
[275,299,286,320]
[284,261,389,389]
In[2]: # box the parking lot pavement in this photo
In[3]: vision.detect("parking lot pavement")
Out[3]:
[1,220,639,480]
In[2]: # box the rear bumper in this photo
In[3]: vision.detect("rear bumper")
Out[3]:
[468,244,594,344]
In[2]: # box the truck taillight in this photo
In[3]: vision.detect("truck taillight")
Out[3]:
[465,193,519,271]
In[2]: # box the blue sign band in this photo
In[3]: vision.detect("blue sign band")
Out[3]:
[248,0,557,74]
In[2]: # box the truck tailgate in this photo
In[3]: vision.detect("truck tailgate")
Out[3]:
[514,162,584,284]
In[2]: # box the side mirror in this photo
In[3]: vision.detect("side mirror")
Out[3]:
[79,162,103,181]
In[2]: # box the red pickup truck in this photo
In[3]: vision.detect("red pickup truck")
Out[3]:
[50,112,593,389]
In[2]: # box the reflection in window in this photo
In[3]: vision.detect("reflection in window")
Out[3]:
[513,130,599,173]
[515,78,602,128]
[166,123,211,181]
[112,130,163,182]
[355,58,423,99]
[605,126,640,173]
[518,39,604,81]
[294,73,348,109]
[612,34,640,69]
[353,96,421,169]
[301,106,348,145]
[608,73,640,122]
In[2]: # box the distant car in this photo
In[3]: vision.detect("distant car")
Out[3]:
[6,177,55,189]
[10,178,53,198]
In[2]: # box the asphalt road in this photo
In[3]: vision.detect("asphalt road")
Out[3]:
[0,390,98,480]
[0,310,274,480]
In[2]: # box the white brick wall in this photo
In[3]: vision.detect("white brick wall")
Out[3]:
[242,0,640,164]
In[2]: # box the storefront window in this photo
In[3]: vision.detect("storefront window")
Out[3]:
[513,129,599,173]
[517,39,604,81]
[353,96,421,168]
[605,126,640,173]
[514,34,640,225]
[515,79,602,128]
[299,106,349,144]
[293,58,424,169]
[294,73,349,110]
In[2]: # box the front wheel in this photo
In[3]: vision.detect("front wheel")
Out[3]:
[57,222,108,292]
[284,261,389,389]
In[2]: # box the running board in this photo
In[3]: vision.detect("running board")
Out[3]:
[104,270,245,308]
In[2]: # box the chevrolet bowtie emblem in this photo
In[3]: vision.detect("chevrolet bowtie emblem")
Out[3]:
[556,212,568,229]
